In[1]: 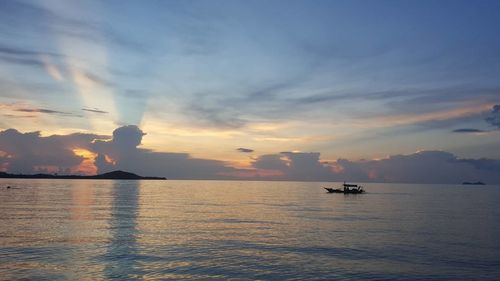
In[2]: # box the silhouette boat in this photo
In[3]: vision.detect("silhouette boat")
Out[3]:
[324,182,365,194]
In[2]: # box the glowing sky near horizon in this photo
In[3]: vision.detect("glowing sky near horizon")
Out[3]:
[1,0,500,171]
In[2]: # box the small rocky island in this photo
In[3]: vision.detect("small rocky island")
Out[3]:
[0,170,166,180]
[462,181,486,185]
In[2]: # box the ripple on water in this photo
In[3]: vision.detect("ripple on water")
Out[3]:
[1,180,500,280]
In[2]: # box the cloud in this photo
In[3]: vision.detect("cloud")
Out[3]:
[183,84,500,134]
[0,103,81,118]
[251,152,334,181]
[332,151,500,184]
[457,158,500,173]
[0,126,239,179]
[452,128,486,133]
[0,43,113,90]
[252,154,289,172]
[184,102,247,129]
[90,125,240,179]
[0,54,46,68]
[485,104,500,129]
[80,71,114,87]
[0,44,64,74]
[1,126,499,183]
[237,148,254,153]
[0,1,146,53]
[0,128,105,174]
[16,108,69,115]
[82,108,109,114]
[0,45,59,57]
[249,150,500,184]
[0,44,61,67]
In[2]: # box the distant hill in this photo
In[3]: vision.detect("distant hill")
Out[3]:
[0,170,166,180]
[462,181,486,185]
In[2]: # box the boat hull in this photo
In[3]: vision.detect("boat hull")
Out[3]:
[324,187,364,194]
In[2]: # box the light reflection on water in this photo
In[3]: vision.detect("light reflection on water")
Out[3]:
[1,180,500,280]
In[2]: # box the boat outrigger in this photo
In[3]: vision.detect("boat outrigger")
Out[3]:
[324,182,365,194]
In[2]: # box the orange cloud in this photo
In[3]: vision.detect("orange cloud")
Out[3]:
[72,148,97,175]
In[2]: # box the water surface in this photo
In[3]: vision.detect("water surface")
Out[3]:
[1,180,499,280]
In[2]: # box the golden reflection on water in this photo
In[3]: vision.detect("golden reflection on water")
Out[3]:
[67,181,113,281]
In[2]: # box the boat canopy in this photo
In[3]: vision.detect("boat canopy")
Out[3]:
[343,183,358,188]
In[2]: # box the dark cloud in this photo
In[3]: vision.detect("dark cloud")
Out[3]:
[112,125,145,148]
[2,114,36,119]
[485,104,500,129]
[0,128,104,174]
[250,151,500,184]
[452,128,486,133]
[16,108,68,115]
[0,126,239,179]
[2,127,499,183]
[90,125,240,179]
[279,152,333,181]
[331,151,500,184]
[237,148,254,153]
[251,152,334,181]
[252,154,289,172]
[82,108,109,114]
[94,153,114,173]
[0,45,60,57]
[1,103,82,118]
[457,158,500,173]
[0,55,45,67]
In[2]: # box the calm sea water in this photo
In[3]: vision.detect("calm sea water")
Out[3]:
[0,179,499,280]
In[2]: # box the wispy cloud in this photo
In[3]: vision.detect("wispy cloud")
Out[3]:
[0,103,80,118]
[16,108,69,115]
[79,71,113,88]
[0,1,147,53]
[0,44,59,68]
[184,102,248,129]
[452,128,486,133]
[0,45,60,58]
[237,148,254,153]
[82,108,109,114]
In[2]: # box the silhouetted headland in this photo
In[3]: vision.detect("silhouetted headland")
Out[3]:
[462,181,486,185]
[0,170,166,180]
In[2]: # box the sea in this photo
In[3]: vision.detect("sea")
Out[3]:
[0,179,499,280]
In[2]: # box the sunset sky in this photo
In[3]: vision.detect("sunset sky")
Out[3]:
[1,0,500,182]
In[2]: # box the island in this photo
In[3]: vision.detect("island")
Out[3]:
[462,181,486,185]
[0,170,166,180]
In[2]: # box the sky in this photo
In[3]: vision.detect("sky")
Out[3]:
[1,0,500,183]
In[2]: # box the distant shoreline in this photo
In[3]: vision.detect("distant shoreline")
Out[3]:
[0,170,166,180]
